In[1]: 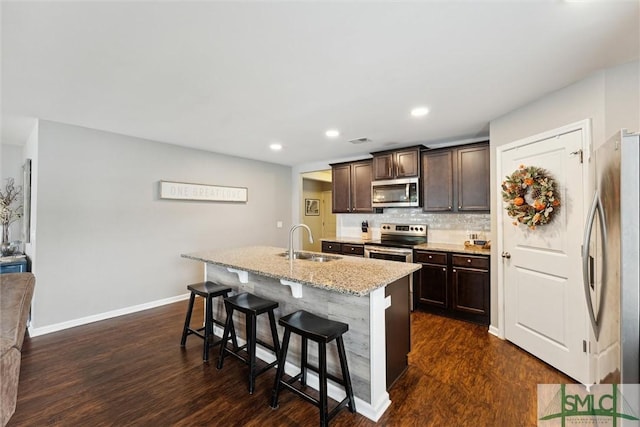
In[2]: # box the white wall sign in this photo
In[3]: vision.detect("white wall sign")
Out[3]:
[159,181,248,202]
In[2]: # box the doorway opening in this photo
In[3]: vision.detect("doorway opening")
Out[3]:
[301,170,335,252]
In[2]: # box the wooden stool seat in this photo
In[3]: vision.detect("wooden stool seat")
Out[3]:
[180,281,234,362]
[217,292,280,394]
[270,310,356,426]
[277,310,349,343]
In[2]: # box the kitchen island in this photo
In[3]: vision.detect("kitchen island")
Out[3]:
[182,246,421,421]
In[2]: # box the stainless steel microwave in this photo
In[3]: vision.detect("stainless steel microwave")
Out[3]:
[371,177,420,208]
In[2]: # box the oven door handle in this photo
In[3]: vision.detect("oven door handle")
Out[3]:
[365,247,413,256]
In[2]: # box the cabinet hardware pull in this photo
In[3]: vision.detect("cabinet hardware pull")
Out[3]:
[467,259,471,263]
[448,206,452,210]
[453,269,457,273]
[442,268,446,271]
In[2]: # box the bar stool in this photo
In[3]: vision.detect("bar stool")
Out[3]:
[270,310,356,427]
[217,292,280,394]
[180,281,235,362]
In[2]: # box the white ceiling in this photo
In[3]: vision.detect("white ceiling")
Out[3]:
[2,1,638,166]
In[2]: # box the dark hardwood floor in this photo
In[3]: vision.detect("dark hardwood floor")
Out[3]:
[9,301,573,426]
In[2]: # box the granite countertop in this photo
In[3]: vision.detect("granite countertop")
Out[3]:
[321,237,375,245]
[413,242,491,256]
[182,246,421,296]
[321,237,491,256]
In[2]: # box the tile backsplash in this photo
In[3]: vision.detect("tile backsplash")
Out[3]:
[337,208,490,245]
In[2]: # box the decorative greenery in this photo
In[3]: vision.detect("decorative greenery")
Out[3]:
[501,165,560,230]
[0,177,23,228]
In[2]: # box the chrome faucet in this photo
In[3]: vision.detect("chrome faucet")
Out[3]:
[288,224,314,260]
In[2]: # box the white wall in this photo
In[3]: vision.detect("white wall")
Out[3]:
[489,60,640,329]
[31,120,292,332]
[604,60,640,138]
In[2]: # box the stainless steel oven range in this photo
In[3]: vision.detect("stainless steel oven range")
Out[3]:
[364,223,427,309]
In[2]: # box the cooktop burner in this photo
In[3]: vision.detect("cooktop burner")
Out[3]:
[366,223,428,248]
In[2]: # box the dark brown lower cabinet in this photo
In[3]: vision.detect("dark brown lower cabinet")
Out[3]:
[321,241,364,257]
[415,250,490,325]
[414,251,448,309]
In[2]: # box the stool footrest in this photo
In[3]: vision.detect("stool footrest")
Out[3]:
[279,381,320,407]
[278,380,353,422]
[185,328,227,347]
[221,346,247,364]
[300,363,347,388]
[286,372,304,384]
[212,318,226,328]
[221,338,276,360]
[222,348,278,371]
[186,326,206,340]
[255,338,277,354]
[256,360,278,375]
[328,397,354,418]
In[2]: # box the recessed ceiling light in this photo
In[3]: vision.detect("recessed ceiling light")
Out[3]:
[325,129,340,138]
[269,143,282,151]
[411,107,430,117]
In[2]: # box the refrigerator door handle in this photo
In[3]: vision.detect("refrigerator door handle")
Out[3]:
[582,191,606,340]
[589,255,595,290]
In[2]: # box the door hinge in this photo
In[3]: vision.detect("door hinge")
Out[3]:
[583,340,588,353]
[570,149,583,163]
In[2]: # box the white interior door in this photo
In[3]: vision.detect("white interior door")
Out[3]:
[500,127,590,384]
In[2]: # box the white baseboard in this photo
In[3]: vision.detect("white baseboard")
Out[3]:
[596,342,620,383]
[488,324,502,338]
[28,293,191,337]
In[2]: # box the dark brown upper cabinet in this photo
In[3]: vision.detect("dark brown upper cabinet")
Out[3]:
[330,160,373,213]
[422,150,453,211]
[422,142,490,212]
[372,146,422,181]
[457,144,490,211]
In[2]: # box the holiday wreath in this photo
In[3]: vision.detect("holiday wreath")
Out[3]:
[501,164,560,229]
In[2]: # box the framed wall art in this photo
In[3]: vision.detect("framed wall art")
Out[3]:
[159,180,248,203]
[23,159,32,243]
[305,198,319,216]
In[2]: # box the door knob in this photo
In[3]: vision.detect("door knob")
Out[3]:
[501,252,511,259]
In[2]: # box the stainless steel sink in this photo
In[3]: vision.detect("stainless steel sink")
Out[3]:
[278,252,341,262]
[278,251,313,260]
[307,255,341,262]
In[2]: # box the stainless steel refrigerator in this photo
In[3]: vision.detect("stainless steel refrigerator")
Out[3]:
[583,130,639,384]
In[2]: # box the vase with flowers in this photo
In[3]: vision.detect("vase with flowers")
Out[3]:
[0,178,23,256]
